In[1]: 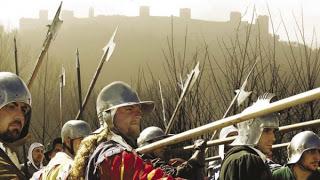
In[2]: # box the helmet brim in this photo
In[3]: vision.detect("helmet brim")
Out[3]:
[105,101,155,114]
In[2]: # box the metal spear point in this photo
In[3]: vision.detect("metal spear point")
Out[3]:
[165,62,200,134]
[103,26,118,62]
[223,59,258,118]
[27,2,63,88]
[75,27,118,119]
[46,1,63,40]
[207,59,258,147]
[234,59,258,106]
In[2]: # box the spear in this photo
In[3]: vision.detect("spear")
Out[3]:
[14,36,19,75]
[75,27,118,119]
[184,118,320,150]
[136,87,320,154]
[205,142,290,162]
[159,80,167,127]
[206,60,257,154]
[76,48,83,119]
[165,62,200,134]
[59,66,65,129]
[13,35,29,178]
[27,2,63,88]
[221,59,257,119]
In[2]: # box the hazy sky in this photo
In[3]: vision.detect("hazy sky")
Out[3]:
[1,0,320,45]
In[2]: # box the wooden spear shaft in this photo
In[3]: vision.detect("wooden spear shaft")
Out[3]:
[205,142,290,162]
[76,48,83,119]
[74,49,108,120]
[184,118,320,150]
[136,87,320,154]
[27,31,53,88]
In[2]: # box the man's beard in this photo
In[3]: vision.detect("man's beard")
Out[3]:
[128,126,140,139]
[0,129,21,143]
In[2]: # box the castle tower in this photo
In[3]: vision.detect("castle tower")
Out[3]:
[256,15,269,35]
[140,6,150,17]
[89,7,94,18]
[180,8,191,19]
[229,12,241,25]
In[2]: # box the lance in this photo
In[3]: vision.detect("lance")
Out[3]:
[205,61,257,156]
[184,118,320,150]
[75,27,117,119]
[165,62,200,134]
[59,66,65,129]
[42,53,49,145]
[76,48,83,119]
[136,87,320,154]
[27,2,63,88]
[14,36,19,75]
[205,60,257,156]
[159,80,167,127]
[13,36,29,178]
[205,142,290,162]
[221,59,257,119]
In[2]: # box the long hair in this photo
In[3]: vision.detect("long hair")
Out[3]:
[69,128,111,179]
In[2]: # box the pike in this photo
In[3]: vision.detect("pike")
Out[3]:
[184,118,320,150]
[13,36,29,178]
[59,66,65,129]
[159,80,167,127]
[27,2,63,88]
[205,60,257,154]
[75,27,118,119]
[205,142,290,162]
[165,62,200,134]
[76,48,83,119]
[14,37,19,75]
[221,59,257,119]
[136,87,320,154]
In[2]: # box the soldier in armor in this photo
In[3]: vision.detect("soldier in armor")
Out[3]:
[70,81,181,179]
[21,142,44,179]
[137,126,207,179]
[34,120,91,180]
[208,125,238,180]
[0,72,31,180]
[272,131,320,180]
[137,126,172,160]
[219,93,279,180]
[44,137,63,163]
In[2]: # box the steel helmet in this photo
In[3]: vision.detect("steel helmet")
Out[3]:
[219,125,238,159]
[0,72,31,142]
[231,93,279,146]
[287,131,320,164]
[61,120,92,143]
[96,81,154,129]
[137,126,172,147]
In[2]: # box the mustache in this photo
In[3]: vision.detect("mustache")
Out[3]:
[9,119,22,127]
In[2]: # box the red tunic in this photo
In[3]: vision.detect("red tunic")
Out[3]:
[99,150,175,180]
[85,139,184,180]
